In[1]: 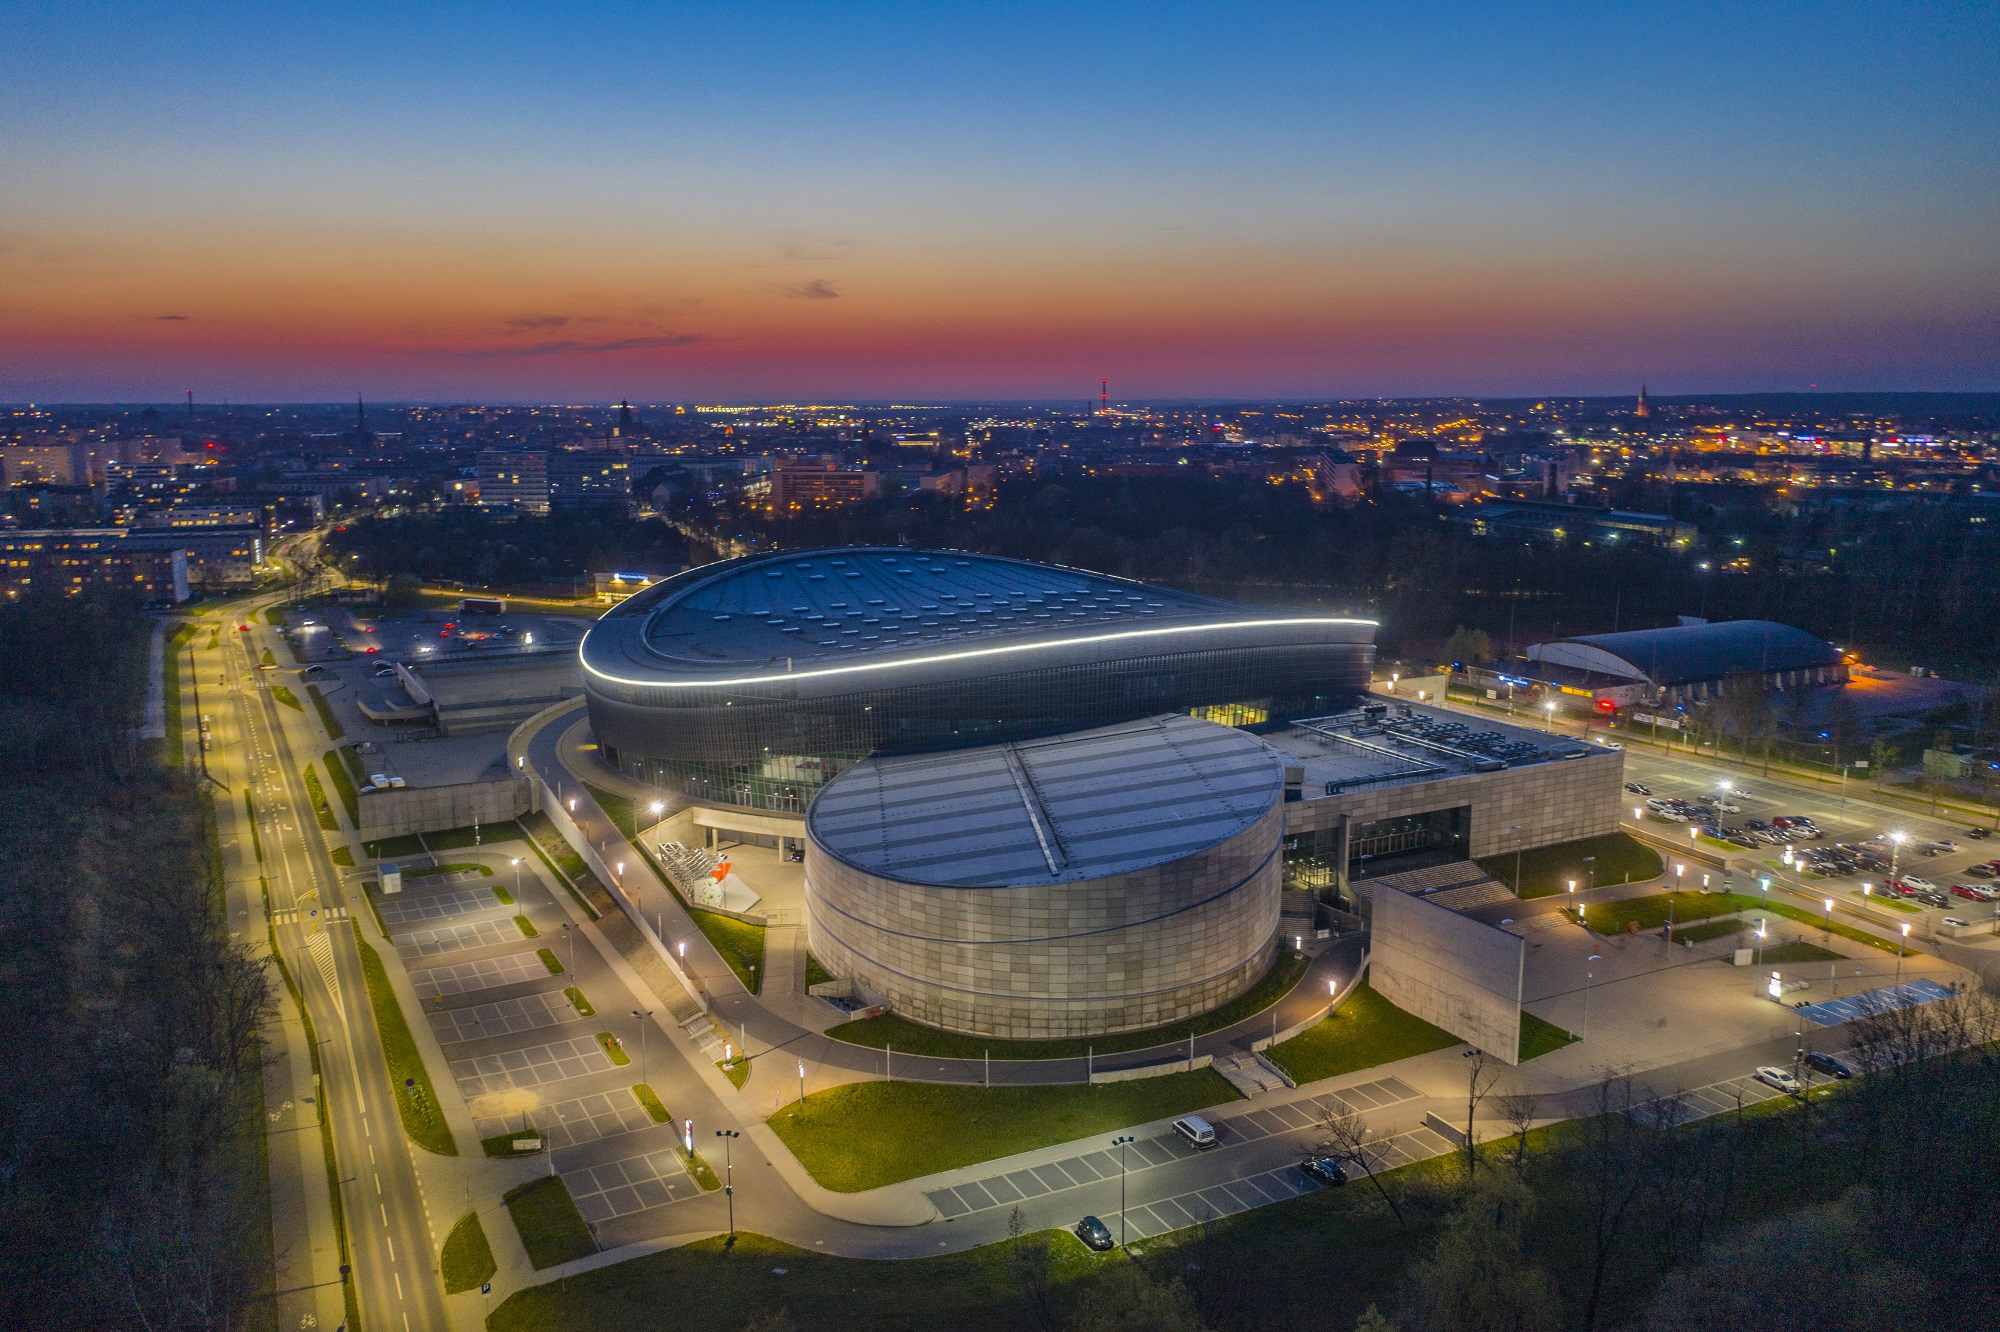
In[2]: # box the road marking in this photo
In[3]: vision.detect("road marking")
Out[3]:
[374,1172,382,1194]
[386,1235,394,1261]
[393,1271,402,1299]
[380,1203,388,1226]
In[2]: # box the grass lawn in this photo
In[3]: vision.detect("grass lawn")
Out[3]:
[354,937,458,1155]
[538,948,565,974]
[264,606,286,626]
[441,1213,496,1294]
[322,748,359,826]
[1265,982,1461,1084]
[691,908,766,994]
[363,832,426,859]
[1672,917,1748,945]
[483,1131,546,1158]
[407,861,495,880]
[515,914,539,937]
[833,954,1310,1061]
[1759,940,1844,964]
[505,1177,597,1270]
[596,1032,631,1065]
[1592,892,1915,956]
[330,845,355,868]
[1517,1011,1579,1062]
[633,1083,671,1123]
[804,953,834,989]
[302,764,339,830]
[565,986,595,1017]
[1477,832,1663,898]
[583,781,643,839]
[494,884,516,905]
[720,1058,749,1089]
[260,647,276,665]
[306,682,345,739]
[767,1071,1242,1193]
[425,819,527,851]
[271,684,304,711]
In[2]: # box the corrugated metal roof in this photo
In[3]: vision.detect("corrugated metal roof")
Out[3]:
[1547,620,1839,687]
[806,714,1282,887]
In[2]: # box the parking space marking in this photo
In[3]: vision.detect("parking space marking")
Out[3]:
[564,1148,701,1223]
[409,952,547,997]
[449,1036,611,1099]
[430,990,582,1045]
[475,1087,657,1149]
[377,888,500,926]
[396,916,520,960]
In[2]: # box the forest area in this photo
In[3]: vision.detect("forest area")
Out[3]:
[0,591,272,1330]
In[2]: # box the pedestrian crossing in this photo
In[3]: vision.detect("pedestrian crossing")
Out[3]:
[270,906,350,924]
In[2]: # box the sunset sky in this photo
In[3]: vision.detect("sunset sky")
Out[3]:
[4,2,1996,402]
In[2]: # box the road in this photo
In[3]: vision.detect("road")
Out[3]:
[195,549,450,1330]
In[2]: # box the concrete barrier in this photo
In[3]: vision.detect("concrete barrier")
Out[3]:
[357,775,530,838]
[1089,1053,1215,1085]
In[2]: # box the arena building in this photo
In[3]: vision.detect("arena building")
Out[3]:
[580,547,1376,811]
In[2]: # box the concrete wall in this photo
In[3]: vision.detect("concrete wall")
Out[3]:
[1368,884,1525,1064]
[806,802,1284,1040]
[357,775,531,838]
[1283,748,1622,859]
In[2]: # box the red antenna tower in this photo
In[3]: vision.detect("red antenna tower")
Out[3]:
[1100,379,1108,415]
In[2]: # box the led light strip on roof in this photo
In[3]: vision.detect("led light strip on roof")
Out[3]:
[580,616,1377,689]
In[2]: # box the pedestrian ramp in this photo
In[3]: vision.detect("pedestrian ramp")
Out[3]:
[1795,979,1954,1028]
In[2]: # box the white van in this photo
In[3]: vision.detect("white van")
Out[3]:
[1172,1115,1217,1149]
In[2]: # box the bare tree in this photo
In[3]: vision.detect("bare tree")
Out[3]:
[1495,1091,1539,1177]
[1005,1205,1060,1332]
[1459,1047,1503,1180]
[1314,1103,1409,1231]
[1573,1075,1651,1332]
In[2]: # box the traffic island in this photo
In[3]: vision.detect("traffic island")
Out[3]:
[441,1212,497,1294]
[766,1071,1242,1193]
[504,1177,597,1270]
[355,937,458,1155]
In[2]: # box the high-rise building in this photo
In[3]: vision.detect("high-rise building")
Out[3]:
[473,451,550,514]
[1635,384,1650,419]
[547,448,631,511]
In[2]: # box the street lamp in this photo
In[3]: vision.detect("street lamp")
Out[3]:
[1544,700,1558,733]
[714,1129,740,1239]
[1888,831,1906,884]
[648,800,665,846]
[798,1060,807,1104]
[631,1008,652,1089]
[1582,952,1602,1039]
[510,856,522,902]
[1896,923,1910,985]
[1111,1135,1136,1247]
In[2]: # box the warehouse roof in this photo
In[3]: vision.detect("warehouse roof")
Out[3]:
[806,714,1282,887]
[1527,620,1841,688]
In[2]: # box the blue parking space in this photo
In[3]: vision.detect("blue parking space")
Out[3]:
[1796,979,1953,1027]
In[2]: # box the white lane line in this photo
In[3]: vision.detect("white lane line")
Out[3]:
[386,1235,395,1261]
[394,1270,403,1299]
[369,1144,375,1164]
[374,1172,382,1194]
[380,1203,388,1226]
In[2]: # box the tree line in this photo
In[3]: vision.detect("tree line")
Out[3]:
[0,590,272,1329]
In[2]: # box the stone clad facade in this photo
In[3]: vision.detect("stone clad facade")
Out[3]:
[805,802,1284,1039]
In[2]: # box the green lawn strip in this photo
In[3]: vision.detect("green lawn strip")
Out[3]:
[339,744,369,787]
[493,884,516,905]
[633,1083,671,1123]
[1591,891,1916,956]
[405,860,495,880]
[354,936,458,1155]
[690,908,765,994]
[804,952,834,989]
[260,647,276,665]
[264,606,286,626]
[360,884,391,939]
[1477,831,1662,898]
[582,781,642,840]
[596,1031,631,1065]
[516,914,539,938]
[441,1212,497,1294]
[719,1058,749,1089]
[161,621,196,765]
[832,953,1310,1061]
[538,948,565,974]
[768,1071,1243,1193]
[1517,1010,1579,1062]
[302,764,339,830]
[306,682,345,739]
[520,812,601,920]
[1265,981,1462,1084]
[483,1131,546,1158]
[244,789,264,862]
[1671,917,1749,945]
[504,1177,597,1270]
[271,684,304,711]
[330,845,355,867]
[1758,940,1844,964]
[565,986,595,1016]
[364,832,428,859]
[628,1085,721,1187]
[422,819,526,851]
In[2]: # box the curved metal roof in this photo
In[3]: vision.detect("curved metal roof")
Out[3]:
[806,714,1283,887]
[580,546,1375,690]
[1532,620,1840,688]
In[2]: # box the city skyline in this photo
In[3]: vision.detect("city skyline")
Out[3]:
[4,2,1997,401]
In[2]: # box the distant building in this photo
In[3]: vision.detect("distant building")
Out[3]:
[0,528,190,604]
[593,565,687,604]
[548,448,631,511]
[131,504,265,533]
[768,465,879,511]
[473,451,550,514]
[1524,619,1846,707]
[1450,498,1695,547]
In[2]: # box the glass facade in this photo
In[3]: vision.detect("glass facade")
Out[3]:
[591,639,1372,810]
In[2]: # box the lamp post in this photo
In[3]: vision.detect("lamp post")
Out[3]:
[1581,952,1601,1039]
[1509,824,1523,893]
[511,856,522,902]
[648,800,665,848]
[798,1060,807,1105]
[1545,700,1558,734]
[714,1129,740,1239]
[1889,831,1906,885]
[1111,1135,1135,1247]
[561,921,575,974]
[1896,923,1910,985]
[631,1008,652,1089]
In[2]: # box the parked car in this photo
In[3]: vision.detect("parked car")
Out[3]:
[1755,1066,1803,1094]
[1927,840,1962,854]
[1804,1052,1853,1080]
[1745,820,1774,832]
[1625,782,1652,795]
[1301,1156,1349,1187]
[1173,1116,1218,1149]
[1915,891,1949,908]
[1942,916,1972,930]
[1074,1216,1115,1251]
[1951,884,1995,901]
[1968,827,1992,840]
[1896,876,1939,894]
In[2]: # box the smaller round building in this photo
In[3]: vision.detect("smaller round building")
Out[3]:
[804,713,1285,1040]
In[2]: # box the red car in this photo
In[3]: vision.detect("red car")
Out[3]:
[238,624,251,631]
[1951,883,1996,902]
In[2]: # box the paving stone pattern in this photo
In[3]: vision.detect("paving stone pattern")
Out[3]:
[429,990,579,1045]
[451,1036,612,1099]
[475,1088,657,1149]
[396,916,520,960]
[409,952,547,997]
[377,887,500,925]
[564,1148,704,1223]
